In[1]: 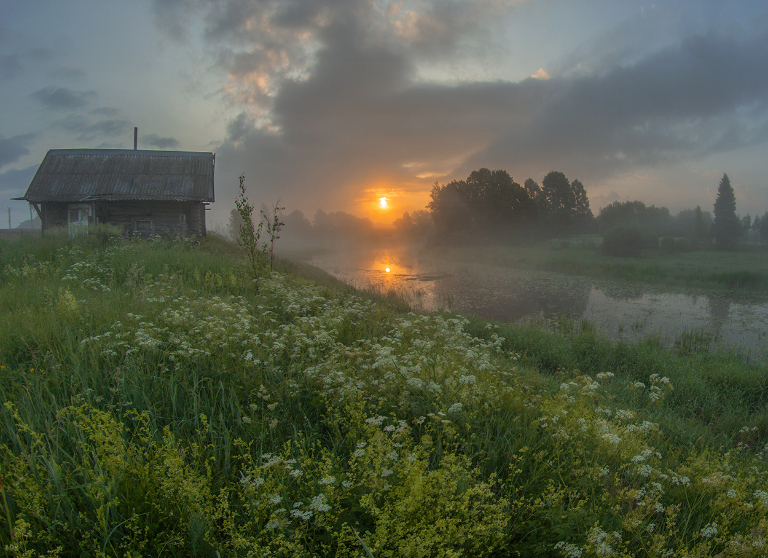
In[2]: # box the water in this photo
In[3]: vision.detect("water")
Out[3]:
[298,246,768,361]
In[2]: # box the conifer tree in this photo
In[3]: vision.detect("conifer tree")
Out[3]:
[711,173,740,249]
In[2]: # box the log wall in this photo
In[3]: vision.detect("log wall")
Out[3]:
[40,201,208,237]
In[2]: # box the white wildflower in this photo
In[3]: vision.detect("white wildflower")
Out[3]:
[407,377,424,389]
[426,381,442,393]
[269,494,283,505]
[447,402,463,414]
[755,490,768,506]
[700,523,718,538]
[309,494,331,513]
[290,509,313,521]
[601,433,621,446]
[554,541,583,558]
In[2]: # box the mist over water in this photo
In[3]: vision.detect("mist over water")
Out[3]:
[293,245,768,361]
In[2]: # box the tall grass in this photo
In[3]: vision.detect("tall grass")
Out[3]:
[0,233,767,557]
[439,240,768,291]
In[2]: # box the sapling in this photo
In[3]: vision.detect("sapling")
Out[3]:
[261,199,285,272]
[234,174,266,287]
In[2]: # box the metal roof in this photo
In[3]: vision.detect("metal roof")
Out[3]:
[17,149,215,203]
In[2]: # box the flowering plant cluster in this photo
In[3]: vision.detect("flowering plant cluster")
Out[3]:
[0,234,766,556]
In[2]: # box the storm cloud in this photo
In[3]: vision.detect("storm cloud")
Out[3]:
[468,32,768,181]
[0,133,36,171]
[31,86,96,110]
[54,115,130,141]
[0,164,37,198]
[152,0,768,220]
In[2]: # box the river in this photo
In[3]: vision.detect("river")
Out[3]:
[295,246,768,361]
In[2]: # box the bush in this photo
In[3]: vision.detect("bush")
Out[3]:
[601,227,643,257]
[661,236,697,254]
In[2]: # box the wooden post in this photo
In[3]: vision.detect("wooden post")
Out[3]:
[134,127,138,150]
[7,207,10,230]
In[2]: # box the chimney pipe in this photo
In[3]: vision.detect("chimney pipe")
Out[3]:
[134,127,138,150]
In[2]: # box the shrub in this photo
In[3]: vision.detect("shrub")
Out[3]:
[661,236,694,253]
[660,236,675,253]
[601,227,643,257]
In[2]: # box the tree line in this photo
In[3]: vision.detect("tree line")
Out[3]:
[426,168,593,238]
[228,170,767,254]
[597,174,768,255]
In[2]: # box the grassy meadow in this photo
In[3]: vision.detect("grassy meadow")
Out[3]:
[1,231,767,557]
[432,237,768,291]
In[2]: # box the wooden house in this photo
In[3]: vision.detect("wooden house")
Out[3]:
[15,149,215,237]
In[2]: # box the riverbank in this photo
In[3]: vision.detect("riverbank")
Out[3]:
[430,237,768,291]
[1,233,767,556]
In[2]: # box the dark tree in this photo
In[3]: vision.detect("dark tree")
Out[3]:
[541,171,575,214]
[428,180,472,232]
[758,211,768,244]
[428,169,533,235]
[694,205,709,240]
[741,214,752,236]
[711,173,741,249]
[524,178,543,214]
[464,168,532,227]
[597,200,672,236]
[571,179,594,232]
[541,171,576,235]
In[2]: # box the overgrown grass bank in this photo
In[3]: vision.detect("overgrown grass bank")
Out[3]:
[436,239,768,291]
[1,233,767,557]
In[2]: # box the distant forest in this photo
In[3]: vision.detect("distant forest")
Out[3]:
[231,169,768,253]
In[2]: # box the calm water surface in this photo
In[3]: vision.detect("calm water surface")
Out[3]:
[300,246,768,361]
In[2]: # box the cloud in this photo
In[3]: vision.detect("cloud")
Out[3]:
[152,0,203,41]
[467,32,768,181]
[531,67,549,80]
[589,190,622,211]
[92,107,121,116]
[0,133,37,171]
[50,67,87,80]
[226,112,256,144]
[0,54,23,80]
[150,1,768,225]
[141,134,181,149]
[31,86,96,110]
[0,165,37,197]
[54,115,130,141]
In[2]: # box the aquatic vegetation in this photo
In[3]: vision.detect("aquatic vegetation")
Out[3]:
[0,234,767,556]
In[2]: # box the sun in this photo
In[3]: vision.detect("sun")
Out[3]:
[379,197,388,209]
